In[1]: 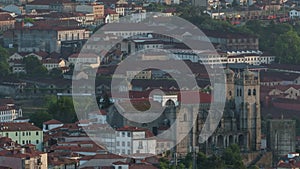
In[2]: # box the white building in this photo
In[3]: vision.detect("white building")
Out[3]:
[68,53,101,69]
[169,49,275,65]
[102,23,154,39]
[115,6,125,16]
[0,103,22,122]
[43,119,63,132]
[88,110,107,124]
[42,58,66,71]
[115,126,156,155]
[289,9,300,19]
[227,52,275,65]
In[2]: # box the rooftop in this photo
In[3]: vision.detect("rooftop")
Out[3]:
[0,122,41,131]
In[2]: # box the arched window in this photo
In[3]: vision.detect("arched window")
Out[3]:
[248,89,251,96]
[183,114,187,121]
[239,89,242,96]
[253,89,256,96]
[229,91,232,96]
[237,89,239,96]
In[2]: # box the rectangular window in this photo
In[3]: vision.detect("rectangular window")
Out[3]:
[138,141,143,149]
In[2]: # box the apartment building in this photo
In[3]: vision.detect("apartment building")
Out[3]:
[0,122,43,150]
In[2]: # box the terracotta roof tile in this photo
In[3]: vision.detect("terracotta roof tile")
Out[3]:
[43,119,63,125]
[0,122,41,131]
[0,13,14,21]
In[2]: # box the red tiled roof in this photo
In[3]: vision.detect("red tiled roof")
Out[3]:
[113,161,128,165]
[0,98,15,105]
[117,126,146,132]
[163,8,176,13]
[80,153,125,160]
[42,58,61,64]
[99,110,107,115]
[69,53,99,58]
[178,91,212,104]
[43,119,63,125]
[267,63,300,72]
[129,163,158,169]
[28,0,72,5]
[0,122,41,131]
[260,71,299,82]
[105,8,118,15]
[0,106,15,111]
[14,20,82,31]
[0,13,14,21]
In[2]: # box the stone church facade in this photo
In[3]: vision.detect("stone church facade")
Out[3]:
[106,67,261,156]
[196,68,261,154]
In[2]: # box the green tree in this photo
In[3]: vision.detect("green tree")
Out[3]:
[222,144,246,169]
[0,46,10,77]
[24,18,34,23]
[207,154,225,168]
[159,157,170,169]
[23,56,48,77]
[47,96,77,123]
[49,67,62,78]
[249,165,260,169]
[29,111,52,128]
[274,30,300,64]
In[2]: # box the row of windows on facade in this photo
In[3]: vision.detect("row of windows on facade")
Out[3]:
[227,38,257,43]
[118,132,131,137]
[116,141,171,148]
[229,88,256,97]
[58,33,82,41]
[113,32,148,36]
[14,131,40,136]
[141,44,162,49]
[116,149,131,154]
[69,58,97,62]
[0,116,14,121]
[0,111,16,115]
[116,141,130,147]
[15,139,39,145]
[228,57,273,62]
[178,56,272,64]
[44,64,59,68]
